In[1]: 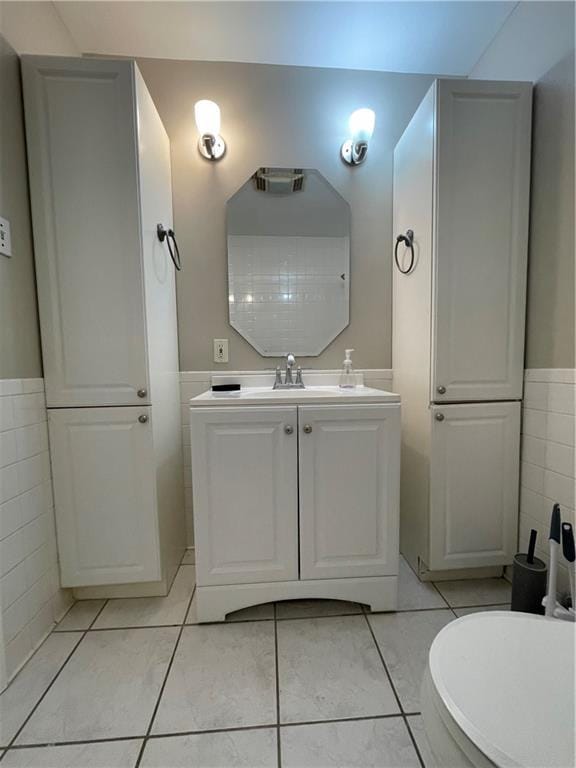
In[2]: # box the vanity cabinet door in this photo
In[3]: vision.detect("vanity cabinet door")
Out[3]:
[191,406,299,586]
[429,402,520,570]
[298,405,400,580]
[431,80,531,403]
[48,407,161,587]
[22,57,150,407]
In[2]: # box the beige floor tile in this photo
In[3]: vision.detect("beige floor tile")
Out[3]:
[277,616,399,723]
[0,633,81,746]
[276,599,363,619]
[16,628,178,744]
[181,549,195,565]
[434,578,512,608]
[396,558,448,611]
[281,717,420,767]
[1,740,142,767]
[141,729,277,767]
[53,600,106,631]
[152,622,276,734]
[93,567,195,628]
[368,610,454,712]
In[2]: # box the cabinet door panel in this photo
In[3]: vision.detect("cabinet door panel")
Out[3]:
[48,407,160,587]
[22,57,149,406]
[429,402,520,570]
[432,80,532,402]
[299,405,400,580]
[191,407,298,586]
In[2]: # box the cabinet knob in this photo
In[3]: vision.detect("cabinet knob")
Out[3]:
[436,385,446,395]
[284,425,294,435]
[303,424,313,434]
[435,413,445,422]
[138,414,149,423]
[137,388,148,398]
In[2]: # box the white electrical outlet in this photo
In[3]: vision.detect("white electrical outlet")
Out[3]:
[0,216,12,257]
[213,338,229,363]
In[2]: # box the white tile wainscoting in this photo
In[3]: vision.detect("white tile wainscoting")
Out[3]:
[0,379,73,690]
[521,369,576,596]
[179,369,394,546]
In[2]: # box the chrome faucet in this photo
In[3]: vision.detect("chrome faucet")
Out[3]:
[273,353,305,389]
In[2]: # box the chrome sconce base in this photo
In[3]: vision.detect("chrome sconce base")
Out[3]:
[340,139,369,166]
[198,133,226,161]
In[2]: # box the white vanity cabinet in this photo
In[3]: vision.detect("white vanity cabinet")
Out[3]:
[190,389,401,621]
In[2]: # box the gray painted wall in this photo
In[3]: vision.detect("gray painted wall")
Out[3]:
[0,33,42,378]
[137,58,435,371]
[471,2,575,369]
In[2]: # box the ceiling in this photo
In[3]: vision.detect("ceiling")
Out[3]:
[53,1,519,76]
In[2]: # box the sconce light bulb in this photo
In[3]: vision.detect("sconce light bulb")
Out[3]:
[194,99,226,160]
[194,99,221,136]
[349,108,375,143]
[341,107,375,166]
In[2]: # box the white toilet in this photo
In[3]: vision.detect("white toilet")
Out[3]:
[421,611,575,768]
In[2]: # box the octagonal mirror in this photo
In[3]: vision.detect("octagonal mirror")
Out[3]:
[226,167,350,356]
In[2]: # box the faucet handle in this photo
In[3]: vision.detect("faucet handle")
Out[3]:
[273,366,283,389]
[295,367,304,386]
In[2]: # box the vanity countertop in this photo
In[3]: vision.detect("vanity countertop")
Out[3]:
[190,385,400,407]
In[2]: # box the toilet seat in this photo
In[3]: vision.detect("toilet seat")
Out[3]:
[422,611,575,768]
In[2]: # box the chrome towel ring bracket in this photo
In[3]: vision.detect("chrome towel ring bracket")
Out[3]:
[157,223,182,271]
[394,229,415,274]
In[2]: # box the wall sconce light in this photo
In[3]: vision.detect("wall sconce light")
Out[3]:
[194,99,226,161]
[341,108,375,166]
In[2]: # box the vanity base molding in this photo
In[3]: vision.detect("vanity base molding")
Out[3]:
[416,560,504,583]
[195,576,398,623]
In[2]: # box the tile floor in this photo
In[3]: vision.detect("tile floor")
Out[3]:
[0,552,511,768]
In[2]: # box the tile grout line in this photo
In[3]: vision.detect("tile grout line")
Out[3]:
[50,601,506,635]
[6,711,429,752]
[404,716,427,768]
[0,599,110,761]
[273,603,282,768]
[133,585,196,768]
[362,612,426,768]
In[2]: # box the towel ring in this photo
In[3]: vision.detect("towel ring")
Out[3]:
[394,229,415,274]
[157,224,182,271]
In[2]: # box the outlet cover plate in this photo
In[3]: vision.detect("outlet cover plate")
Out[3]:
[0,216,12,257]
[213,338,229,363]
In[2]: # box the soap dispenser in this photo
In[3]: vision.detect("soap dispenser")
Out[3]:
[339,349,356,389]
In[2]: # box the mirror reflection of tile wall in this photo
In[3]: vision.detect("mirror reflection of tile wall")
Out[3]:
[226,168,351,357]
[228,234,349,356]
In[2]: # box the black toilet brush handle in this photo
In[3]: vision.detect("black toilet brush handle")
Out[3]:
[527,528,537,565]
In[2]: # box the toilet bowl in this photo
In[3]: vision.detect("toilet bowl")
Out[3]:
[421,611,575,768]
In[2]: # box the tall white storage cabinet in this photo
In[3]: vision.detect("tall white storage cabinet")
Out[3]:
[22,57,185,596]
[393,79,531,577]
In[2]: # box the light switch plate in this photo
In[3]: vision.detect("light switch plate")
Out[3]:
[213,338,229,363]
[0,216,12,257]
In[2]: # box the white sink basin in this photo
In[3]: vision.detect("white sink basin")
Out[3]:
[190,384,400,407]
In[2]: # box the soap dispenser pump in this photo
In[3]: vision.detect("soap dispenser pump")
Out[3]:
[339,349,356,389]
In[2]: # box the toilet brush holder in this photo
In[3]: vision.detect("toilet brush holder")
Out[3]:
[511,553,547,614]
